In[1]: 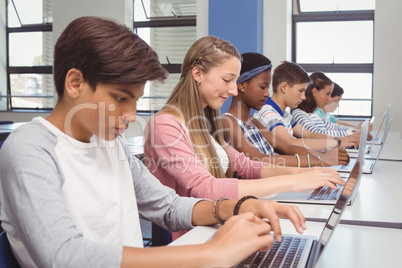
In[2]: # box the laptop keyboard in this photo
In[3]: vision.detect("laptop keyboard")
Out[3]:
[340,160,372,172]
[364,162,374,171]
[344,160,355,170]
[308,185,343,200]
[372,137,382,143]
[235,236,308,268]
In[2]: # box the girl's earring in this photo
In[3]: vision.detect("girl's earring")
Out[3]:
[196,81,201,86]
[240,89,244,93]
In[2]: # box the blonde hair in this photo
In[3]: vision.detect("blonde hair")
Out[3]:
[163,36,241,178]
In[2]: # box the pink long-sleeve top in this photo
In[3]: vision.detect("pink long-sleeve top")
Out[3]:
[143,113,264,201]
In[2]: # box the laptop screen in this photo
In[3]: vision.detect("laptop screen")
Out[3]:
[372,103,391,141]
[371,116,392,167]
[309,119,369,266]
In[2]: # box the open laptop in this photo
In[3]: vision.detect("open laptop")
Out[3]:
[266,119,368,206]
[367,103,391,145]
[235,147,363,268]
[345,144,372,154]
[334,116,392,174]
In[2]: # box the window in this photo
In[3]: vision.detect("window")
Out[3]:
[3,0,53,111]
[3,0,195,112]
[133,0,196,111]
[292,0,375,117]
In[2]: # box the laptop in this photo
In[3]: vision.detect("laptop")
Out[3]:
[334,116,392,174]
[235,148,363,268]
[367,103,391,145]
[345,144,372,154]
[267,119,368,206]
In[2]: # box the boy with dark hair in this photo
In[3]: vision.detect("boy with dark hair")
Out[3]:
[223,53,349,167]
[0,17,305,267]
[254,61,359,151]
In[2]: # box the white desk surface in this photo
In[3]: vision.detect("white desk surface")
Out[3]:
[275,160,402,225]
[348,134,402,161]
[283,177,402,226]
[125,136,145,156]
[171,220,402,268]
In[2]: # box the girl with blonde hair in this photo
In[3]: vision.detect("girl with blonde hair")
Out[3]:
[144,36,343,239]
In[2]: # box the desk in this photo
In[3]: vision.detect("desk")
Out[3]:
[370,130,401,141]
[0,123,26,141]
[274,160,402,228]
[348,134,402,161]
[316,224,402,268]
[171,220,402,268]
[170,139,402,267]
[125,136,145,158]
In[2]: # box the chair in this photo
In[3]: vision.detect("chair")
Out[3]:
[0,121,14,149]
[151,223,172,246]
[0,231,20,268]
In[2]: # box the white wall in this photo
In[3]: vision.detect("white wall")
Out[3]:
[373,0,402,137]
[263,0,292,69]
[53,0,133,42]
[196,0,208,38]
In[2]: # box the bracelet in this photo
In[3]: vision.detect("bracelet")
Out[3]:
[295,154,300,168]
[314,154,324,167]
[213,197,228,225]
[307,154,311,168]
[233,195,258,216]
[333,137,341,148]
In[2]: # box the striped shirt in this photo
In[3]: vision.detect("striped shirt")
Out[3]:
[224,113,275,155]
[254,97,297,136]
[292,108,354,137]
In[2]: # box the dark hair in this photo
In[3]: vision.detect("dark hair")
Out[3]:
[331,82,344,97]
[54,16,167,97]
[272,61,310,93]
[297,72,333,113]
[240,52,272,75]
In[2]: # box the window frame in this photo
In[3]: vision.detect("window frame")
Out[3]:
[5,0,53,111]
[133,0,196,112]
[292,0,375,118]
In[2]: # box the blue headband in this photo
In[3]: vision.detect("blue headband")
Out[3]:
[237,64,272,84]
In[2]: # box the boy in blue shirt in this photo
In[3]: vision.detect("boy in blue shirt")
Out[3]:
[254,61,359,151]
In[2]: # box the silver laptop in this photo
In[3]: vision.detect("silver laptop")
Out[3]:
[367,103,391,145]
[335,116,392,174]
[235,150,363,268]
[345,144,372,154]
[267,119,368,206]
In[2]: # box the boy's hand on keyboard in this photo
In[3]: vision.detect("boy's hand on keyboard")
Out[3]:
[208,212,274,267]
[319,148,350,166]
[291,168,345,192]
[238,199,306,242]
[339,133,360,148]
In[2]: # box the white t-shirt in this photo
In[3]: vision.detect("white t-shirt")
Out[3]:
[38,117,143,247]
